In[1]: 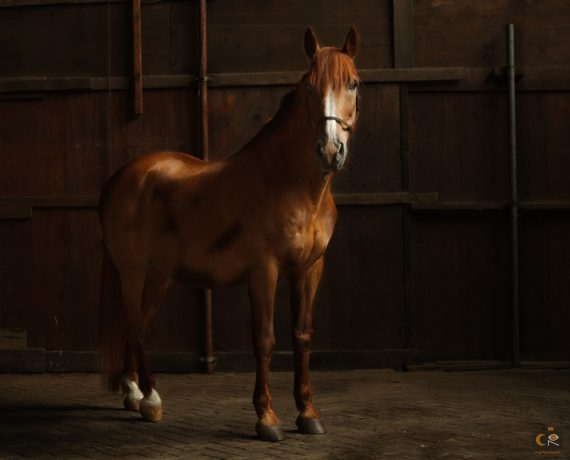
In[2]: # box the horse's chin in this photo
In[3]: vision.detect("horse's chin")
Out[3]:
[316,151,347,173]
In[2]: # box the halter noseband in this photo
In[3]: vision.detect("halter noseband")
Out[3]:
[318,115,354,132]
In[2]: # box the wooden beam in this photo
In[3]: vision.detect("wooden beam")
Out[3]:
[0,68,470,94]
[0,207,32,220]
[334,192,438,206]
[0,76,94,92]
[209,68,469,87]
[1,196,568,212]
[0,0,125,7]
[0,196,99,208]
[413,202,507,211]
[132,0,143,115]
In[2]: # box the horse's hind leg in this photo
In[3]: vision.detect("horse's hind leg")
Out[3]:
[290,257,326,435]
[117,264,163,422]
[137,269,170,422]
[121,344,143,411]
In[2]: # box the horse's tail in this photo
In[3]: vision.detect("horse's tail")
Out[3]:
[99,243,125,393]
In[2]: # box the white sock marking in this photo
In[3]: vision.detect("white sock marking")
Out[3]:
[126,380,144,401]
[143,389,162,407]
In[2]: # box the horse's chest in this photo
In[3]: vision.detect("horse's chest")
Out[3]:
[283,208,336,267]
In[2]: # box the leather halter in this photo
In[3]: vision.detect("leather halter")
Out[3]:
[319,115,354,132]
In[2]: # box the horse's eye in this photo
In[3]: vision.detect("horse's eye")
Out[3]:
[307,83,314,92]
[348,80,359,91]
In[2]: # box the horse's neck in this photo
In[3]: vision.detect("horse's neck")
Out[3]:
[238,91,330,203]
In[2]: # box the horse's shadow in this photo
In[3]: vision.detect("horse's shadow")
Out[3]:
[0,402,127,425]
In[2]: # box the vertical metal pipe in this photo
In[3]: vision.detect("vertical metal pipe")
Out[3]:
[199,0,215,374]
[507,24,520,368]
[105,0,114,178]
[132,0,143,115]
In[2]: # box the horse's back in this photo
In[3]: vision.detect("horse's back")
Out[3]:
[99,151,207,256]
[100,151,205,205]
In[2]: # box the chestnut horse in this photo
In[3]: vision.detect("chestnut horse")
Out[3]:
[99,27,360,442]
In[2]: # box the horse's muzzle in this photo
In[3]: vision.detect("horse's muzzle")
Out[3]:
[317,140,346,172]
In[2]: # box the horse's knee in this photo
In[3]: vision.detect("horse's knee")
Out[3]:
[293,328,313,351]
[253,332,275,359]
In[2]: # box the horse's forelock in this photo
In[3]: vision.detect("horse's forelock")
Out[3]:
[307,47,360,93]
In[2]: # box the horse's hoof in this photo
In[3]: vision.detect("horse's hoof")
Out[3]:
[123,395,141,412]
[296,416,326,435]
[255,421,285,442]
[140,402,162,422]
[140,390,163,422]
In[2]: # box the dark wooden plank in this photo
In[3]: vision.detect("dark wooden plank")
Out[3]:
[317,207,406,349]
[392,0,414,68]
[414,0,570,68]
[410,92,509,203]
[392,0,414,351]
[0,207,32,219]
[208,0,393,72]
[0,97,67,196]
[518,93,570,203]
[0,2,130,78]
[519,215,570,361]
[412,214,511,360]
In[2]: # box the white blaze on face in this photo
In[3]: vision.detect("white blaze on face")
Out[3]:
[324,85,338,146]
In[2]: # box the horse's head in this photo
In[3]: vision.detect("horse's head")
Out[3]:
[304,27,360,172]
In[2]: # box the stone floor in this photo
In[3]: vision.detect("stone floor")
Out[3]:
[0,369,568,459]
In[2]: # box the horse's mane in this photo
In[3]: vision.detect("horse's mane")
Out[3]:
[237,82,303,152]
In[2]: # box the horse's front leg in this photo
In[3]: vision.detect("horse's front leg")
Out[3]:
[290,257,326,435]
[248,264,284,442]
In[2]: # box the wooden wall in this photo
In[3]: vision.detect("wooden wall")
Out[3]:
[1,0,569,367]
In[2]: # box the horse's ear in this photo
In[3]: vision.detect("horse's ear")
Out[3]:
[304,27,320,59]
[342,26,359,58]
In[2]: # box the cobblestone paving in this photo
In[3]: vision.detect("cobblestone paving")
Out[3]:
[1,369,569,459]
